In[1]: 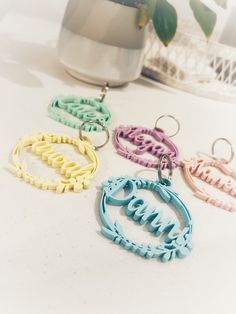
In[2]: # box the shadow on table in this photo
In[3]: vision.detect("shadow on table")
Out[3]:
[0,34,131,92]
[0,0,67,24]
[0,34,79,88]
[134,76,177,94]
[0,33,179,93]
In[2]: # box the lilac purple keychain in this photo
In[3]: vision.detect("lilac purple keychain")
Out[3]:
[114,115,180,169]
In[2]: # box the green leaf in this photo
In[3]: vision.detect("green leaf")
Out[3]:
[152,0,177,46]
[138,4,150,29]
[147,0,157,18]
[190,0,217,39]
[138,0,157,28]
[214,0,227,9]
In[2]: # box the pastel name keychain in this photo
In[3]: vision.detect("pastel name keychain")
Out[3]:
[182,138,236,212]
[114,115,180,169]
[9,120,110,193]
[99,155,193,262]
[49,83,111,131]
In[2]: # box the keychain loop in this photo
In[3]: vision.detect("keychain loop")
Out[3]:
[99,83,109,102]
[155,115,180,138]
[182,138,236,212]
[158,154,173,184]
[49,85,111,132]
[99,175,193,262]
[79,120,110,150]
[9,133,99,193]
[211,138,234,164]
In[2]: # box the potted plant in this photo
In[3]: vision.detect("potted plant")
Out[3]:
[58,0,227,86]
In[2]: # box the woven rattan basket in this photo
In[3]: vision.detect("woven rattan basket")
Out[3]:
[142,22,236,103]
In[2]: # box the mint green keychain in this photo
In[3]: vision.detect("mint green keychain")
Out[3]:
[49,84,111,132]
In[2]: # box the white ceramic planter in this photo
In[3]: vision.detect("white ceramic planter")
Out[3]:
[58,0,147,86]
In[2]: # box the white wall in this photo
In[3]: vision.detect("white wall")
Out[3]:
[0,0,68,23]
[0,0,235,44]
[170,0,235,41]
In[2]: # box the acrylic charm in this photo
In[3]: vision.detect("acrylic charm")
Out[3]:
[49,83,111,131]
[114,115,180,169]
[99,155,193,262]
[182,138,236,212]
[9,121,109,193]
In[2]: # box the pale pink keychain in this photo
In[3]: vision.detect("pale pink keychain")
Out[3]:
[182,138,236,212]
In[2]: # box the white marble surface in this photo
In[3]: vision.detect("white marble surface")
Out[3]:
[1,1,236,314]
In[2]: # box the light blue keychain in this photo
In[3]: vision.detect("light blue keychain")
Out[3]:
[99,155,193,262]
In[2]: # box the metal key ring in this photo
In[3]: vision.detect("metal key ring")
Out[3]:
[155,115,180,138]
[79,120,110,150]
[99,83,109,102]
[158,154,174,184]
[211,138,234,164]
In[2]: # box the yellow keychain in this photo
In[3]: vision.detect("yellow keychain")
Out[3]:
[9,120,109,193]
